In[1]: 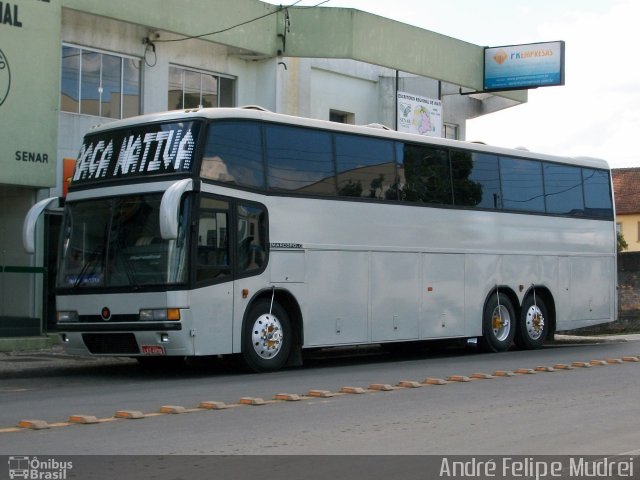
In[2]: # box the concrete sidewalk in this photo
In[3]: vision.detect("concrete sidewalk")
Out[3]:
[0,334,60,353]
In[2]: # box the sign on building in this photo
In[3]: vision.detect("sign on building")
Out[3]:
[484,41,565,92]
[396,91,442,137]
[0,0,60,188]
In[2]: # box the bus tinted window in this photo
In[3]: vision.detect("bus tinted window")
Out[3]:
[335,134,396,199]
[266,125,336,195]
[451,151,500,208]
[544,163,584,216]
[399,144,452,205]
[201,121,265,189]
[237,203,267,274]
[500,156,545,212]
[582,168,613,219]
[196,197,231,283]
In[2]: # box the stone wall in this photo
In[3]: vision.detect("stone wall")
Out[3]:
[565,252,640,335]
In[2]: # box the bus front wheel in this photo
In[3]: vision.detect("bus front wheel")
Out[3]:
[514,295,548,349]
[242,299,291,372]
[480,292,516,352]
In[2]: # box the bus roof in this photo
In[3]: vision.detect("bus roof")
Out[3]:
[86,107,610,171]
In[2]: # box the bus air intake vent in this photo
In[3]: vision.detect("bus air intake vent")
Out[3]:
[82,333,140,354]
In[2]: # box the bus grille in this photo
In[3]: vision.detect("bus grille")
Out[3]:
[82,333,140,354]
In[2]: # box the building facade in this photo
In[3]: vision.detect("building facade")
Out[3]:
[613,168,640,252]
[0,0,527,338]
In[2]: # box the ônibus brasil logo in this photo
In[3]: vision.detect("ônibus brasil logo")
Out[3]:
[8,456,73,479]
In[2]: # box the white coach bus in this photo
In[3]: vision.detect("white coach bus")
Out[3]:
[24,107,617,371]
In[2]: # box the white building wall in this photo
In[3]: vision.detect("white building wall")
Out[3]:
[310,68,379,124]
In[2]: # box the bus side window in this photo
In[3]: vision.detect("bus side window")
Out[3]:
[237,203,267,274]
[196,197,231,283]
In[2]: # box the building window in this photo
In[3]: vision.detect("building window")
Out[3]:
[444,123,459,140]
[61,45,140,119]
[168,66,235,110]
[329,110,355,124]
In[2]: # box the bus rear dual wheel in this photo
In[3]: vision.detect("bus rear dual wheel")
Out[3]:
[480,293,548,352]
[242,299,292,372]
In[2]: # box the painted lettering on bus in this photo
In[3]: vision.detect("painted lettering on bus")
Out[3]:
[1,2,22,27]
[73,128,196,181]
[270,243,303,249]
[15,151,48,163]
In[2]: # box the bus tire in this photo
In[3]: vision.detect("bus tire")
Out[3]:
[242,299,291,372]
[479,292,516,352]
[514,295,548,349]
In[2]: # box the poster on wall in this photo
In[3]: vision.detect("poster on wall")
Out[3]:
[396,92,442,137]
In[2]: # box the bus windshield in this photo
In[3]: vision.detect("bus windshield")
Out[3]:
[57,193,191,289]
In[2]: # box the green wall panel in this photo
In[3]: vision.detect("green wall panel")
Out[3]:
[0,0,61,187]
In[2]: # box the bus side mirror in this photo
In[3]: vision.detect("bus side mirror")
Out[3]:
[23,197,62,254]
[160,179,194,240]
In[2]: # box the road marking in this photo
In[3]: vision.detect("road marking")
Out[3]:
[396,381,422,388]
[369,383,395,391]
[514,368,536,375]
[308,389,334,398]
[2,353,638,434]
[274,393,302,401]
[159,405,187,414]
[424,377,448,385]
[340,386,367,394]
[68,414,99,424]
[553,363,574,370]
[534,366,555,372]
[114,410,144,419]
[17,419,49,430]
[199,401,230,410]
[239,397,267,405]
[571,361,592,368]
[470,372,494,379]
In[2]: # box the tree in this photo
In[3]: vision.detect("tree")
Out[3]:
[617,231,628,253]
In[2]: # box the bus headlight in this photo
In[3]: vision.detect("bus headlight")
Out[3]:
[139,309,181,321]
[57,311,79,323]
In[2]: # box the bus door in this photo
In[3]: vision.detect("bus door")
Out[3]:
[188,194,269,355]
[190,196,234,355]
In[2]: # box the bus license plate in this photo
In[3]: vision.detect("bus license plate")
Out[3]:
[141,345,165,355]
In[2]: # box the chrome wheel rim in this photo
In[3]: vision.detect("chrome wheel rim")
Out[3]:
[251,313,284,360]
[525,305,545,340]
[492,305,511,342]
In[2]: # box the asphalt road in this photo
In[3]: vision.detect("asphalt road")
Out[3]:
[1,336,640,458]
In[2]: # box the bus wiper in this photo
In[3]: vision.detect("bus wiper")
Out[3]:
[120,253,141,290]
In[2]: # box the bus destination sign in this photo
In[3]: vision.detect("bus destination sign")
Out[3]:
[72,121,201,186]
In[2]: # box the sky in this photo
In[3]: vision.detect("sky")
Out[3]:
[268,0,640,168]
